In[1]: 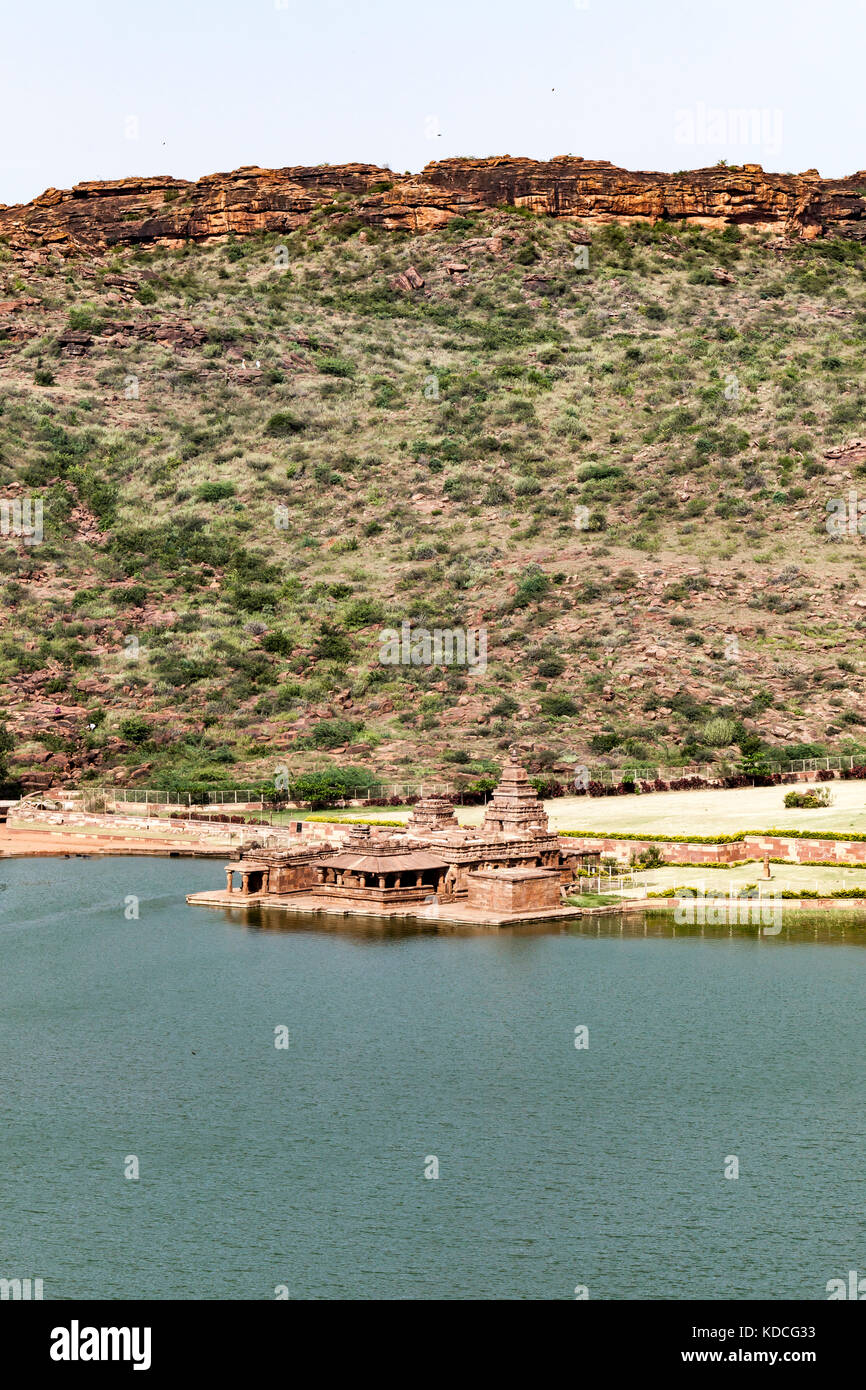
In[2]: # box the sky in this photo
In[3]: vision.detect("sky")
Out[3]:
[2,0,865,207]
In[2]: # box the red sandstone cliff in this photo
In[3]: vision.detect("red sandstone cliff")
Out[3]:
[2,156,866,258]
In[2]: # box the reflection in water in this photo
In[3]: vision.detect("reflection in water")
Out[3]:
[211,901,866,947]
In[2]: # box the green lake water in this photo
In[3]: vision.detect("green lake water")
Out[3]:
[0,856,863,1299]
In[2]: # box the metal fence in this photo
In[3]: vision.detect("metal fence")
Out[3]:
[111,783,453,804]
[106,783,455,820]
[582,755,859,786]
[99,754,862,818]
[572,873,642,896]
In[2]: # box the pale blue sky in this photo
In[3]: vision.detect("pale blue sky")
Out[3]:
[2,0,864,206]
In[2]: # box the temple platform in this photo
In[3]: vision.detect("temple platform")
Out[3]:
[186,754,609,928]
[185,888,587,928]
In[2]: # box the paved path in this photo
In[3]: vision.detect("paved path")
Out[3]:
[0,825,231,858]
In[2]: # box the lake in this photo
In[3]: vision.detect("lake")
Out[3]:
[0,856,863,1300]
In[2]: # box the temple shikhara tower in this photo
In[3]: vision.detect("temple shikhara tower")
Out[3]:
[480,751,550,837]
[188,755,598,927]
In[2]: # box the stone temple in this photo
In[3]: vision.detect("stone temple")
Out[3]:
[187,754,598,927]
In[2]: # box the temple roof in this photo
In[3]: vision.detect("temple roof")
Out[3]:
[318,850,448,873]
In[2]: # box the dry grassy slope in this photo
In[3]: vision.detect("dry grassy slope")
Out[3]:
[2,202,866,791]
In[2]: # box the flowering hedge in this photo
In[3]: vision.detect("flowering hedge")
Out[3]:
[573,771,805,797]
[561,827,866,844]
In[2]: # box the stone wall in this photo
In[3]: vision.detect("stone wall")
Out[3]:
[744,834,866,864]
[466,869,562,913]
[562,836,744,865]
[560,833,866,866]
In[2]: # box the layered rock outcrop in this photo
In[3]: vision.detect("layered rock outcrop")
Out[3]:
[0,164,395,258]
[420,157,866,239]
[2,156,866,258]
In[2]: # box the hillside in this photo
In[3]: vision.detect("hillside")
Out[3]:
[3,156,866,794]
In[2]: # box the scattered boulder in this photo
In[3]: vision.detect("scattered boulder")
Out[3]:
[825,439,866,467]
[390,264,425,293]
[57,328,93,353]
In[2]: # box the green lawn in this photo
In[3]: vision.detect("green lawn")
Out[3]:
[538,781,866,838]
[627,861,866,897]
[296,781,866,839]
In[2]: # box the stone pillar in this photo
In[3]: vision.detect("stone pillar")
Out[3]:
[241,873,250,895]
[225,868,234,894]
[378,875,386,889]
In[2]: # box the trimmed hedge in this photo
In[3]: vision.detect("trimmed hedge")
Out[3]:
[575,771,806,797]
[760,827,866,842]
[562,828,866,844]
[647,887,866,900]
[570,765,866,799]
[561,830,743,844]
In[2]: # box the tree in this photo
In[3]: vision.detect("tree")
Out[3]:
[0,718,13,781]
[289,767,375,810]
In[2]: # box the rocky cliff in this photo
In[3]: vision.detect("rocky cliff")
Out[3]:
[420,157,866,238]
[2,155,866,260]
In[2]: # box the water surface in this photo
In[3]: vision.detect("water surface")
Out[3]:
[0,857,863,1299]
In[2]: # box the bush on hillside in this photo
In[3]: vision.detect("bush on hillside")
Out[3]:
[265,411,305,436]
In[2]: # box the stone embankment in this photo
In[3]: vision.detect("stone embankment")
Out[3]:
[1,807,350,857]
[562,832,866,866]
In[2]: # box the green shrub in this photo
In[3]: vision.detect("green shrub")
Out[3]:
[313,623,353,662]
[299,718,362,750]
[315,354,355,378]
[537,655,565,678]
[261,630,294,655]
[68,306,97,331]
[266,411,306,436]
[540,693,578,716]
[783,787,833,809]
[343,598,384,629]
[119,715,151,745]
[512,565,550,608]
[703,717,737,747]
[196,481,236,502]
